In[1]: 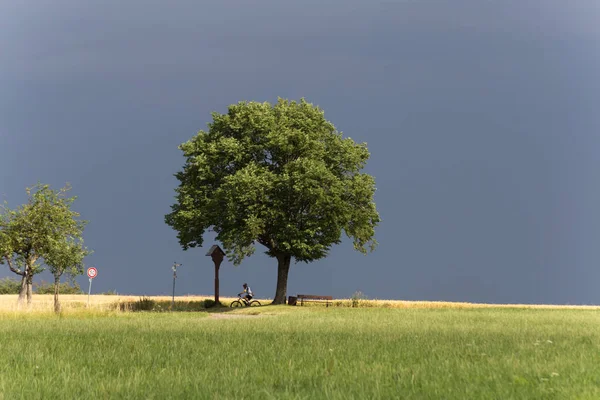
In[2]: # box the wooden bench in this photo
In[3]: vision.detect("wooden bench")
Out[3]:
[296,294,333,307]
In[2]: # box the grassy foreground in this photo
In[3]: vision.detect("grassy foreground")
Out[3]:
[0,306,599,399]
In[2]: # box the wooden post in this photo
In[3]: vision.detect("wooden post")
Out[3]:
[213,255,222,304]
[206,245,225,306]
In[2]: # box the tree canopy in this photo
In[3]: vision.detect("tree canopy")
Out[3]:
[166,98,380,303]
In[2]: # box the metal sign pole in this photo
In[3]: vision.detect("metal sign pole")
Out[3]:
[171,263,182,310]
[88,278,92,306]
[86,267,97,307]
[171,270,176,309]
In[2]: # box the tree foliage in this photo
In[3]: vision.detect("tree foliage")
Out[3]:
[166,99,380,303]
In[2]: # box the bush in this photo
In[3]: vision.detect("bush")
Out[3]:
[132,296,156,311]
[117,298,211,312]
[203,299,217,308]
[116,301,133,312]
[0,277,21,294]
[351,291,368,308]
[101,290,118,295]
[34,280,84,294]
[169,300,207,311]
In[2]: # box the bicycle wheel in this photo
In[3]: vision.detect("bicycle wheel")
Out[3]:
[249,300,261,307]
[230,300,243,308]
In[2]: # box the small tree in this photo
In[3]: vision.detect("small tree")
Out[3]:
[44,238,90,313]
[166,99,380,304]
[1,196,44,305]
[0,184,89,307]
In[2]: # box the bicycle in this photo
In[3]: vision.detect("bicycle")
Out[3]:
[230,294,261,308]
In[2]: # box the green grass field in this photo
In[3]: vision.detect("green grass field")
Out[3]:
[0,306,599,399]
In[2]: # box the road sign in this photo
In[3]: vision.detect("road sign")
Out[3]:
[87,267,97,279]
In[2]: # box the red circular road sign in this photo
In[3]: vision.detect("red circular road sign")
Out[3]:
[87,267,98,279]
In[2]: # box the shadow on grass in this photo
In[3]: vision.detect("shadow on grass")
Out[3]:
[117,297,279,314]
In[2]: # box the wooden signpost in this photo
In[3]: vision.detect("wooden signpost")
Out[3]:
[205,245,226,305]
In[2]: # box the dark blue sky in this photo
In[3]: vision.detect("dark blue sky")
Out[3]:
[1,0,599,304]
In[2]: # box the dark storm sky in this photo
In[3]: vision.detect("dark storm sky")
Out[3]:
[1,0,599,304]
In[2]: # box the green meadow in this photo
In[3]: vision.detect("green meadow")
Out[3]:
[0,306,599,399]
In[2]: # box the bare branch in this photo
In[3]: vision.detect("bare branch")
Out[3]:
[4,256,24,276]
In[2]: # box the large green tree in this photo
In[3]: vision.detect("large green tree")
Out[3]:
[166,99,380,304]
[0,184,89,307]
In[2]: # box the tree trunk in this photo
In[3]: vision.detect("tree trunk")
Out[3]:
[26,274,33,305]
[16,258,36,308]
[272,254,291,304]
[17,273,27,307]
[54,276,61,314]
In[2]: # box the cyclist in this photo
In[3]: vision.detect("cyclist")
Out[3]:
[239,283,253,305]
